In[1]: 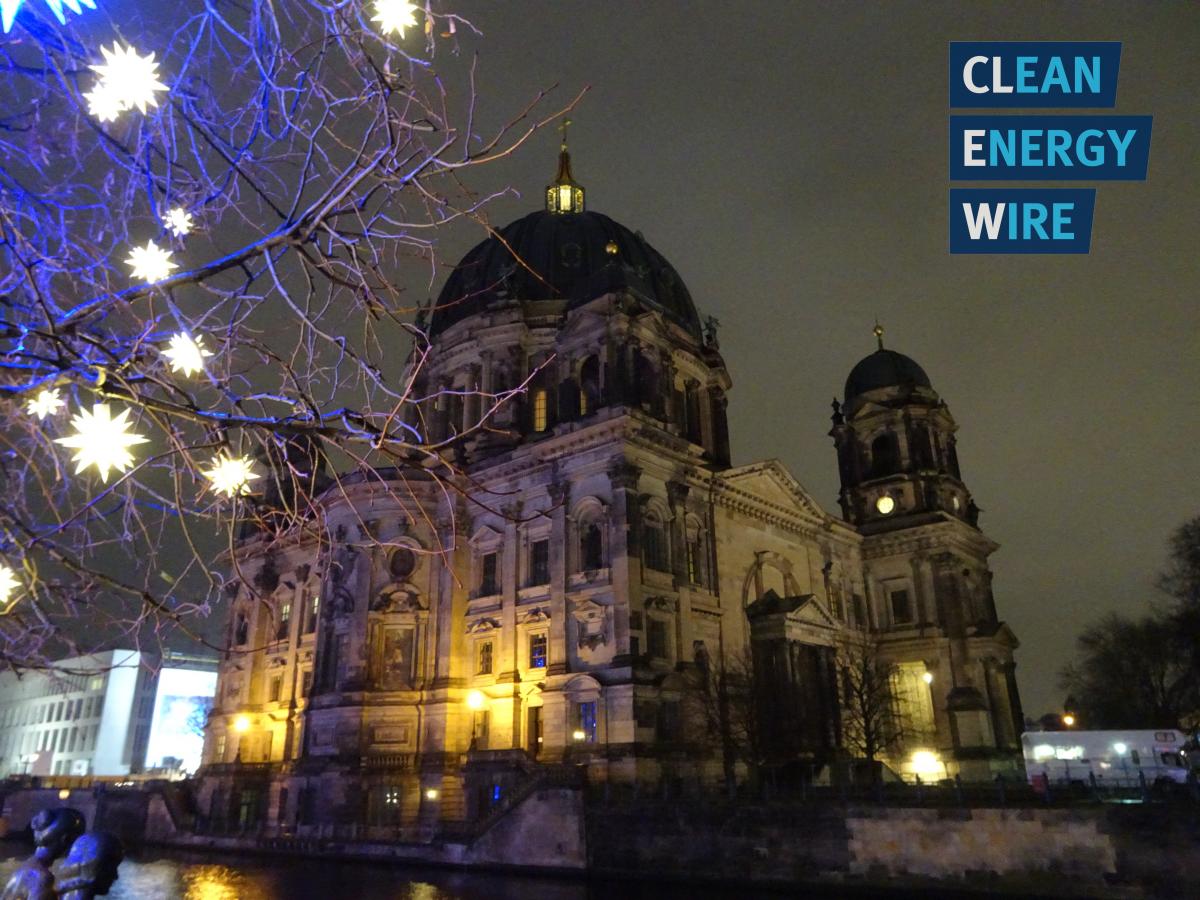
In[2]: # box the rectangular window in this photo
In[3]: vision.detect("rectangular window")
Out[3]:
[300,669,313,698]
[277,601,291,640]
[480,552,499,595]
[529,539,550,586]
[268,676,283,703]
[890,589,913,624]
[367,784,404,827]
[532,389,549,432]
[686,538,702,584]
[643,524,669,572]
[215,733,226,761]
[477,641,494,676]
[647,619,669,660]
[577,701,598,743]
[305,594,320,634]
[529,633,548,669]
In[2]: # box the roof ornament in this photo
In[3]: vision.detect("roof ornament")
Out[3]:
[546,118,585,214]
[873,319,885,351]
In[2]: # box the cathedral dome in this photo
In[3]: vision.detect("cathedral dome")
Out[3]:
[844,348,933,404]
[430,209,702,339]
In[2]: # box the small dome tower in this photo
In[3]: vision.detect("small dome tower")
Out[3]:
[829,324,976,530]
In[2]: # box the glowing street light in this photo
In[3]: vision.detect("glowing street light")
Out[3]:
[571,729,586,742]
[466,690,485,711]
[1062,713,1076,728]
[922,670,934,685]
[233,714,251,733]
[424,788,439,801]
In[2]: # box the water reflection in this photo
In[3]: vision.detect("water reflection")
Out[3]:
[0,844,952,899]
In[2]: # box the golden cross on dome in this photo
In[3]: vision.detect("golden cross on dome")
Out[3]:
[873,320,885,350]
[559,118,571,151]
[547,118,584,214]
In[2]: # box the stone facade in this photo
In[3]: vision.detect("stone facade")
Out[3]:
[198,159,1023,832]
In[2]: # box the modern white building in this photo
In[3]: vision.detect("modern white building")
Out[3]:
[0,650,216,777]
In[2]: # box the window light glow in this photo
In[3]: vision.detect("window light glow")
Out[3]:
[26,387,64,419]
[1032,744,1055,761]
[1113,742,1128,755]
[54,403,149,482]
[424,788,439,800]
[572,729,587,742]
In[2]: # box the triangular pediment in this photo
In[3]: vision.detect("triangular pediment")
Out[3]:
[721,459,829,520]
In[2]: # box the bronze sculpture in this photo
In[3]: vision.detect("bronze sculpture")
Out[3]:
[0,808,85,900]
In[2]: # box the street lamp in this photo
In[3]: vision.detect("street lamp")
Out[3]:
[466,690,485,711]
[1062,713,1076,728]
[922,670,934,685]
[233,714,251,733]
[572,729,586,742]
[466,690,486,749]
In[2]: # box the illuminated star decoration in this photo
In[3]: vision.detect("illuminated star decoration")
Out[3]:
[0,563,20,614]
[85,43,168,121]
[54,403,149,483]
[1,0,96,33]
[26,387,65,419]
[162,332,212,377]
[164,207,194,237]
[125,240,178,283]
[201,452,260,498]
[372,0,420,37]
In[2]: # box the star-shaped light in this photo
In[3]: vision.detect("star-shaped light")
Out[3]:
[372,0,419,37]
[162,333,212,377]
[54,403,149,482]
[201,452,260,498]
[26,387,65,419]
[125,240,178,283]
[1,0,97,33]
[83,82,124,123]
[0,563,20,614]
[87,43,168,119]
[164,207,193,237]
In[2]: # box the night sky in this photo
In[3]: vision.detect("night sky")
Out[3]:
[430,1,1200,718]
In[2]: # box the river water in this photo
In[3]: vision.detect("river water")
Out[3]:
[0,843,975,899]
[0,846,848,899]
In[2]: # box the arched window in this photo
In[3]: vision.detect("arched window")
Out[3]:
[910,424,934,470]
[234,612,249,646]
[642,510,669,572]
[684,516,707,587]
[579,355,601,416]
[581,522,604,571]
[684,382,703,445]
[870,432,900,477]
[635,353,660,417]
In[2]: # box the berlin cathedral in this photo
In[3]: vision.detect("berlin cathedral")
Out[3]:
[199,144,1023,831]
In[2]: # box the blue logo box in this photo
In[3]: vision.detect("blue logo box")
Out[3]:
[949,188,1096,254]
[950,42,1122,108]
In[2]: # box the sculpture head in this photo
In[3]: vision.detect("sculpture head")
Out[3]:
[55,832,124,898]
[30,807,86,864]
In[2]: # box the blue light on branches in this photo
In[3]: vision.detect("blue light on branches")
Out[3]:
[1,0,96,33]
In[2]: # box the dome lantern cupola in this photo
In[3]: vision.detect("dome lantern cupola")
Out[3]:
[545,120,584,214]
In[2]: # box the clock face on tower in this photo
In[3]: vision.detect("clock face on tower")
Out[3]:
[875,495,895,515]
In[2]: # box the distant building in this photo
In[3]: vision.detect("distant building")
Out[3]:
[200,149,1024,831]
[0,650,216,777]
